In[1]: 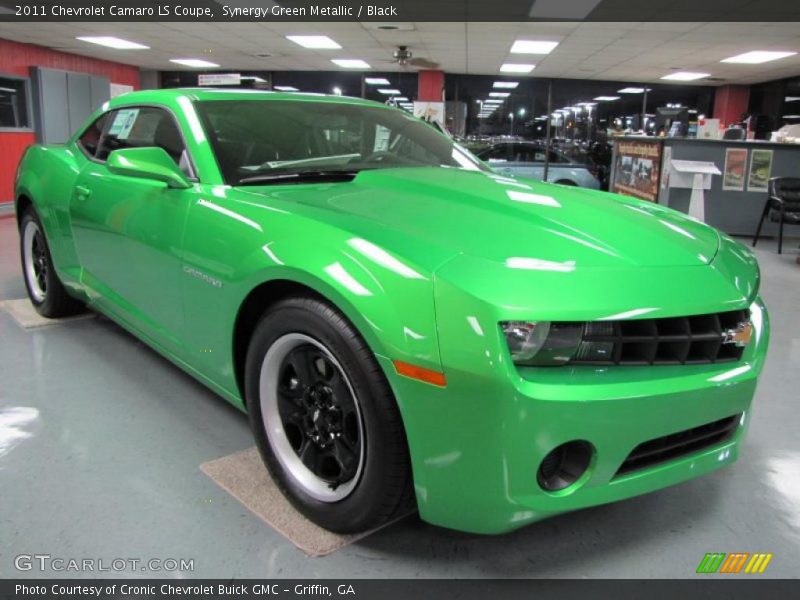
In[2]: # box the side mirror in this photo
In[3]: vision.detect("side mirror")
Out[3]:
[107,147,191,189]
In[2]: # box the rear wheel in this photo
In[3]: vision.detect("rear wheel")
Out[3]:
[19,207,83,318]
[245,296,413,533]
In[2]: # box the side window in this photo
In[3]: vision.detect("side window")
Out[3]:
[511,145,543,162]
[483,145,509,161]
[548,150,568,164]
[96,107,194,177]
[77,113,110,158]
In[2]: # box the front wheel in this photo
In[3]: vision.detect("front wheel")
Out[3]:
[19,207,83,318]
[245,296,413,533]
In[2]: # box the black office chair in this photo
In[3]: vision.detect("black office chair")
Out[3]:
[752,177,800,254]
[722,127,746,141]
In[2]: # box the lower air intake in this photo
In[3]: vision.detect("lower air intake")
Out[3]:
[615,414,740,477]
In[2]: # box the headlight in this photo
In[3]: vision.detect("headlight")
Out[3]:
[500,321,583,366]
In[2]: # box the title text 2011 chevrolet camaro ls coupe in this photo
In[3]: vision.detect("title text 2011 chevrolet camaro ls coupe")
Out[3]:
[15,89,768,534]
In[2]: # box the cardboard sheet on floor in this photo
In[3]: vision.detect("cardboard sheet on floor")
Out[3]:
[0,299,94,329]
[201,446,411,557]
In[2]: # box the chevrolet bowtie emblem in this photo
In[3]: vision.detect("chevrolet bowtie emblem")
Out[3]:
[722,322,753,347]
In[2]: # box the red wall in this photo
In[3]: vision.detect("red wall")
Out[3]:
[0,38,141,204]
[712,85,750,129]
[0,132,34,206]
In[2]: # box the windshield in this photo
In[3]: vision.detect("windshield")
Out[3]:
[194,99,486,185]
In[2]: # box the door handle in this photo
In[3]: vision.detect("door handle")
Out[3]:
[75,185,92,201]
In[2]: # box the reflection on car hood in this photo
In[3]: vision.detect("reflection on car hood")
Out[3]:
[244,166,721,272]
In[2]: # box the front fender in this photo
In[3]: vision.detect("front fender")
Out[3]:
[179,191,443,403]
[236,238,442,370]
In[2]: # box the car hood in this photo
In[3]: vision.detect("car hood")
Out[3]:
[243,167,720,271]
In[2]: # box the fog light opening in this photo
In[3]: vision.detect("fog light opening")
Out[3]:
[537,440,593,492]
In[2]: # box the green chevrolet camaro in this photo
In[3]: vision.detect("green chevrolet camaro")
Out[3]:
[15,89,769,534]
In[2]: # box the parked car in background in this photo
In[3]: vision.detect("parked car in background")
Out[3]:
[477,141,602,189]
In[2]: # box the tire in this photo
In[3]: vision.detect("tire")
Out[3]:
[245,296,413,533]
[19,206,84,318]
[554,179,578,186]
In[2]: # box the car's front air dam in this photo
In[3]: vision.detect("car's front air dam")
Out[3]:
[377,283,768,534]
[382,356,757,534]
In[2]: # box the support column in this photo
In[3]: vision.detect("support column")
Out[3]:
[713,85,750,128]
[417,70,444,102]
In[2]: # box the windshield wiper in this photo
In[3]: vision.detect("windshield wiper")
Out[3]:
[238,170,360,186]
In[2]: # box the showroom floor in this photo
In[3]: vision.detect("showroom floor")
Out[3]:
[1,213,799,579]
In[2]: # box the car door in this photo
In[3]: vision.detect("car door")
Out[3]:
[482,144,523,177]
[69,105,196,351]
[502,144,546,180]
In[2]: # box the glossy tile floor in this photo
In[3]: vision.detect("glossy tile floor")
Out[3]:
[1,214,799,579]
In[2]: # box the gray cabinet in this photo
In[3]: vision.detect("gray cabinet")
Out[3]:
[30,67,110,144]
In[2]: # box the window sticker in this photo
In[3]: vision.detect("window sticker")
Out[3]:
[108,109,140,140]
[374,125,391,152]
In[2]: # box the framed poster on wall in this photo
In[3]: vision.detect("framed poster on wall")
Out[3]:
[612,139,662,202]
[722,148,748,191]
[747,149,773,192]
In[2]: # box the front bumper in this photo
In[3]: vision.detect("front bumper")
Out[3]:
[381,295,769,534]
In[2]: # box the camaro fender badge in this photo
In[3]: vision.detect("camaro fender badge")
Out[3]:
[722,322,753,347]
[183,265,223,288]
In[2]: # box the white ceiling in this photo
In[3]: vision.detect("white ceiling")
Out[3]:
[0,21,798,85]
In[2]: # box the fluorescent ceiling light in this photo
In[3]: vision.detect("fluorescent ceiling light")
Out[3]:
[170,59,220,68]
[378,88,402,95]
[392,97,409,102]
[618,87,650,94]
[286,35,341,49]
[529,0,603,19]
[365,77,390,85]
[721,51,797,64]
[500,63,535,73]
[578,102,597,106]
[273,85,298,91]
[484,99,504,104]
[510,40,559,55]
[594,96,620,101]
[76,36,149,50]
[493,81,519,89]
[783,115,800,119]
[786,96,800,102]
[489,92,510,97]
[661,72,710,81]
[331,59,371,69]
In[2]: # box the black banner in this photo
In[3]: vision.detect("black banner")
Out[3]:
[2,580,800,600]
[1,0,800,22]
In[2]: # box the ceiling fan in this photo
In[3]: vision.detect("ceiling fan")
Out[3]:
[384,45,440,70]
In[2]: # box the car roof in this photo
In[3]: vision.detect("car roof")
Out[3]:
[106,87,388,109]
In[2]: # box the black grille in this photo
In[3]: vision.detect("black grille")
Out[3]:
[615,414,740,477]
[571,309,749,366]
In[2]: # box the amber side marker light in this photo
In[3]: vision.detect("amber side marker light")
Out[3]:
[393,360,447,387]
